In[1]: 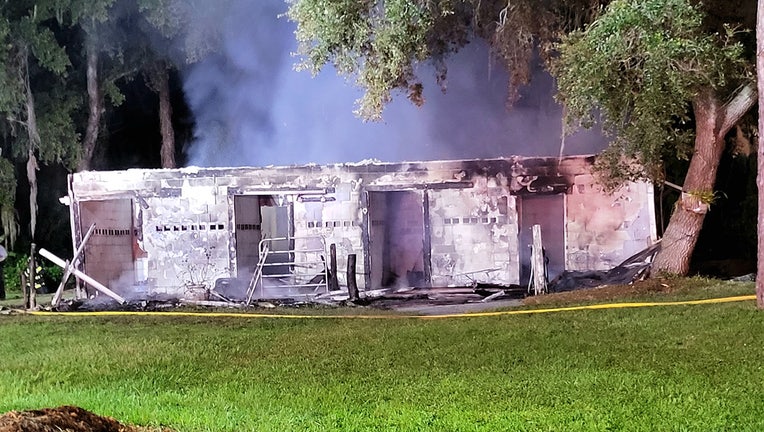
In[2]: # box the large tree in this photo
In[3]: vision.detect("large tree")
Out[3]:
[62,0,156,172]
[554,0,756,275]
[137,0,232,169]
[289,0,756,277]
[68,0,122,172]
[0,1,81,243]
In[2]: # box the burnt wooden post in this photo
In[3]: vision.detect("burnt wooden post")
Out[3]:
[530,225,547,295]
[21,271,28,309]
[27,243,37,309]
[346,253,359,301]
[328,244,339,291]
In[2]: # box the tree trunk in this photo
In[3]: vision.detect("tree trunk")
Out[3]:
[652,85,757,275]
[78,42,102,172]
[154,64,176,168]
[756,0,764,308]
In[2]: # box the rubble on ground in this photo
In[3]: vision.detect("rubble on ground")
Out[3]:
[548,243,660,293]
[48,284,526,312]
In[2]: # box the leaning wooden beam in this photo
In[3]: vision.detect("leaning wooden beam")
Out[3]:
[52,223,96,307]
[39,248,126,304]
[27,243,37,310]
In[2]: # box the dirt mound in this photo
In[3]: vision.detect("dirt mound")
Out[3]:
[0,406,164,432]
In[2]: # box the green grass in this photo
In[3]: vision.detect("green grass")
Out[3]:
[1,280,763,431]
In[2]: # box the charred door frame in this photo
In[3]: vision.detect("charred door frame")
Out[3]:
[361,182,471,289]
[227,187,329,277]
[517,192,567,285]
[362,187,431,289]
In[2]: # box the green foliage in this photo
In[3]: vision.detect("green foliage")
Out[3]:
[553,0,752,188]
[0,0,87,244]
[0,157,15,210]
[101,79,125,106]
[288,0,607,119]
[686,189,725,206]
[0,281,761,430]
[35,82,82,167]
[138,0,229,63]
[137,0,182,36]
[289,0,475,120]
[2,252,27,292]
[63,0,115,25]
[17,16,71,75]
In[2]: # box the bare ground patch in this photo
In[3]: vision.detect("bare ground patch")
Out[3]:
[0,406,170,432]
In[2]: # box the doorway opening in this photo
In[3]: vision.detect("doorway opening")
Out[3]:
[519,194,565,286]
[78,199,137,294]
[233,195,292,279]
[367,190,428,288]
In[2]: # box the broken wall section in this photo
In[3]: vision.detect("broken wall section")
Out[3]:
[565,176,657,271]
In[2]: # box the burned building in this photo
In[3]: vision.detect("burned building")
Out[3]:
[65,155,657,301]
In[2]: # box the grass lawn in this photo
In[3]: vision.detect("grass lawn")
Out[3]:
[0,279,762,431]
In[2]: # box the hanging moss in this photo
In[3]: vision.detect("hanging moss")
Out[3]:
[0,156,18,247]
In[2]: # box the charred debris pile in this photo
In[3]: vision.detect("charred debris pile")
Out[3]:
[53,284,529,313]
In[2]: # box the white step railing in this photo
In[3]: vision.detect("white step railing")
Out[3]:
[246,236,328,303]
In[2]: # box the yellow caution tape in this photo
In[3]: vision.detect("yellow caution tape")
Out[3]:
[27,294,757,320]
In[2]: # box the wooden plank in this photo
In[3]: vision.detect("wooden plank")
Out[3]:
[27,244,37,310]
[52,223,96,308]
[39,248,126,304]
[530,224,547,295]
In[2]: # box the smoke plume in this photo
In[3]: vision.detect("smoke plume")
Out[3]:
[181,0,607,167]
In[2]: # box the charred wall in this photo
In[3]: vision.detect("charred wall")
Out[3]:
[67,156,657,298]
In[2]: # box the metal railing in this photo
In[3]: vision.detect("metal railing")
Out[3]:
[245,236,328,304]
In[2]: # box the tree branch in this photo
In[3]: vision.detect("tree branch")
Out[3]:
[718,82,757,138]
[105,65,142,83]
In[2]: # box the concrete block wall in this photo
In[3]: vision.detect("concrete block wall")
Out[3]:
[565,177,657,271]
[428,183,519,286]
[142,180,231,294]
[293,185,364,288]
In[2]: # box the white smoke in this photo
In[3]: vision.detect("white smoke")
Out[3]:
[181,0,607,167]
